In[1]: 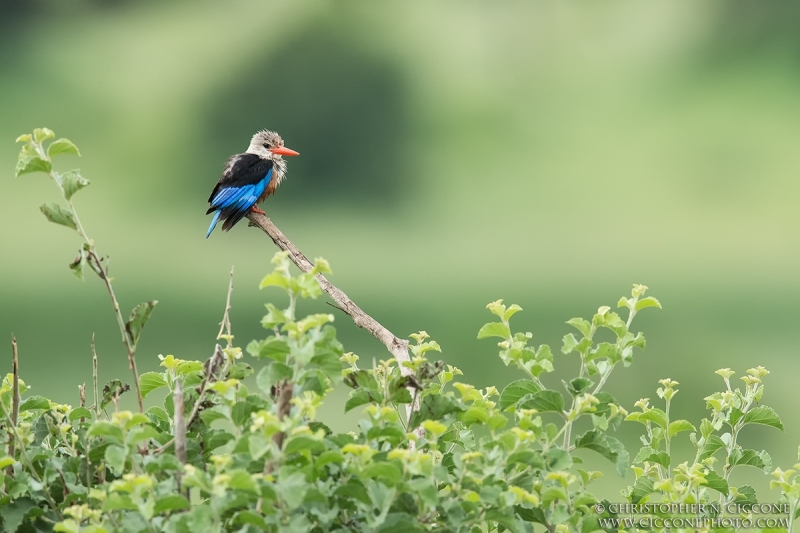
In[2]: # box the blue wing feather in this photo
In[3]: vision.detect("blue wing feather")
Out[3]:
[206,168,273,237]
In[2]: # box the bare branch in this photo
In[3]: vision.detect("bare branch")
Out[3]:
[246,213,411,368]
[246,212,420,431]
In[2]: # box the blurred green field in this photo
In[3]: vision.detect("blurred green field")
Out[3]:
[2,0,800,499]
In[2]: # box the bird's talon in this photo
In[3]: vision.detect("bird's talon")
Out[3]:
[250,206,266,215]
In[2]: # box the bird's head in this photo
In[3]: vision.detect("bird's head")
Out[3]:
[247,130,300,160]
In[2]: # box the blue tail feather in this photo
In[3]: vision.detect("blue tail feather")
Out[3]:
[206,210,222,238]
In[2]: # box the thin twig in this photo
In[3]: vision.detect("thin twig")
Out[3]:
[217,266,234,340]
[246,213,421,433]
[88,251,143,412]
[7,336,20,473]
[92,334,100,418]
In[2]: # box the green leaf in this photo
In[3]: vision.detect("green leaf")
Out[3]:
[256,363,293,393]
[229,469,259,493]
[105,444,127,473]
[701,470,729,496]
[48,138,81,158]
[498,379,542,411]
[668,419,695,437]
[545,448,573,471]
[61,170,89,199]
[87,421,124,444]
[741,405,784,431]
[19,395,50,411]
[154,494,190,514]
[477,322,511,340]
[629,476,655,504]
[729,449,772,472]
[698,435,726,461]
[40,202,76,230]
[16,156,52,177]
[125,301,158,347]
[635,297,662,311]
[139,372,167,399]
[345,388,378,412]
[575,430,629,476]
[260,271,289,290]
[283,435,325,455]
[566,318,591,337]
[33,127,55,143]
[68,407,92,421]
[642,452,670,468]
[409,394,464,427]
[0,497,35,533]
[638,408,668,429]
[527,389,564,413]
[567,377,594,396]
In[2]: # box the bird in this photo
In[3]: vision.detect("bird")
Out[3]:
[206,129,299,237]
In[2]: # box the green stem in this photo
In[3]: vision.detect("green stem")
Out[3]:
[34,140,143,412]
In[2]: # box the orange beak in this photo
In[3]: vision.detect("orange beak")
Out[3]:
[269,146,300,157]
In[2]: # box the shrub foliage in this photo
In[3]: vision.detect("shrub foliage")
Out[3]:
[2,129,800,532]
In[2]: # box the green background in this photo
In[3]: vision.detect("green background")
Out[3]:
[2,0,799,499]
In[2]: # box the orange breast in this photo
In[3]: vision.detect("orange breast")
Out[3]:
[258,179,279,203]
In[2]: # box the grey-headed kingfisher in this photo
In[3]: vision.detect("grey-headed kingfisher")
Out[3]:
[206,130,299,237]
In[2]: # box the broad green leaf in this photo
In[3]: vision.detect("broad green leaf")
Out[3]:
[629,476,655,504]
[642,452,670,467]
[701,470,729,495]
[127,425,161,445]
[284,435,325,455]
[87,421,124,444]
[105,444,127,472]
[48,138,81,158]
[566,318,591,337]
[741,405,784,431]
[139,372,167,399]
[345,388,381,412]
[638,408,668,429]
[575,430,630,476]
[0,456,16,469]
[16,156,51,177]
[260,271,288,289]
[698,435,726,461]
[125,301,158,347]
[567,377,594,396]
[409,394,464,427]
[229,469,259,493]
[527,389,564,413]
[40,203,76,230]
[477,322,510,340]
[668,419,695,437]
[0,497,36,533]
[256,363,293,393]
[498,379,542,411]
[68,407,92,421]
[154,495,190,514]
[61,170,89,199]
[729,449,772,472]
[544,448,573,471]
[19,395,50,411]
[635,297,662,311]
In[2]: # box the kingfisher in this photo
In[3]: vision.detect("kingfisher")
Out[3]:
[206,130,299,237]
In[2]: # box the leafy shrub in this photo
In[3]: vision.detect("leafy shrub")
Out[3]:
[2,129,800,532]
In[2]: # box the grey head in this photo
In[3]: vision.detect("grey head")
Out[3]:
[245,129,299,160]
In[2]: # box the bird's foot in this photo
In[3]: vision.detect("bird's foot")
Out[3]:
[250,206,266,215]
